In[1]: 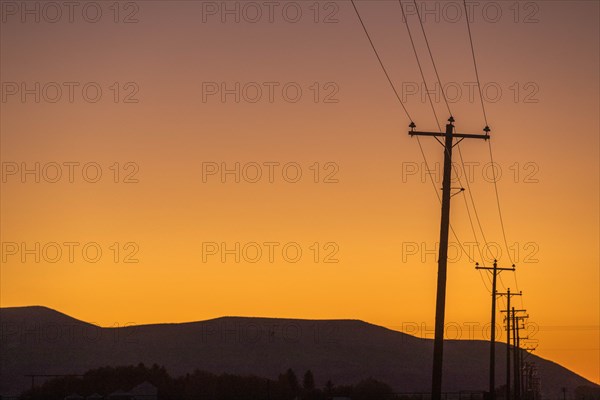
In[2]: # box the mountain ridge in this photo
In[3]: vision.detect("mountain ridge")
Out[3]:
[1,306,597,398]
[1,305,386,329]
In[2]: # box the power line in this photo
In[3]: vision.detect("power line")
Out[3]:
[459,0,514,272]
[461,190,484,264]
[399,0,442,132]
[403,3,526,396]
[457,145,509,297]
[350,0,413,122]
[399,0,483,268]
[488,141,517,265]
[446,146,500,279]
[353,0,527,362]
[401,0,503,308]
[486,133,523,307]
[461,0,514,275]
[351,0,478,268]
[461,0,523,311]
[414,137,478,265]
[462,0,488,128]
[410,0,515,326]
[457,145,507,296]
[399,0,488,271]
[456,145,499,259]
[412,0,452,118]
[462,191,493,293]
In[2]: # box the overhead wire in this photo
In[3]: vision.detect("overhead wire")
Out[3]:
[399,0,489,268]
[351,0,478,266]
[350,0,413,123]
[462,0,489,127]
[352,0,520,310]
[406,0,515,306]
[400,0,495,283]
[462,0,522,308]
[412,0,452,119]
[399,0,442,132]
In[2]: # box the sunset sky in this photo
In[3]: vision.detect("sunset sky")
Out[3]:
[1,0,599,385]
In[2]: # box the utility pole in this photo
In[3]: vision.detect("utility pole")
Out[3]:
[527,362,541,400]
[509,310,527,400]
[409,117,490,400]
[521,359,534,400]
[512,308,519,400]
[521,344,537,399]
[476,260,515,400]
[497,289,522,400]
[514,313,529,400]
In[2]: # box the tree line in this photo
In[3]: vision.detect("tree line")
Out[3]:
[20,363,396,400]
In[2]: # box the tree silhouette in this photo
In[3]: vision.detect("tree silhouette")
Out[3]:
[19,364,405,400]
[353,377,394,400]
[303,370,315,391]
[324,379,334,395]
[278,368,299,398]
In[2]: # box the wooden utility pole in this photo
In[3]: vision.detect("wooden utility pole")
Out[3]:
[514,313,529,400]
[409,117,489,400]
[521,344,537,399]
[476,260,515,400]
[512,308,519,400]
[497,289,522,400]
[503,309,527,400]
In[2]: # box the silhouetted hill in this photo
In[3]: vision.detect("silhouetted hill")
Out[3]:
[1,306,596,398]
[0,306,101,331]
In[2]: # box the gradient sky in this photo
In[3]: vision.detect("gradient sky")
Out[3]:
[1,0,599,386]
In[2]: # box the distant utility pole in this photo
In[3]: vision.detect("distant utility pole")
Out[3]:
[497,289,522,400]
[409,117,490,400]
[512,308,519,400]
[514,313,529,400]
[522,362,530,398]
[521,345,537,399]
[523,361,541,400]
[508,309,527,400]
[476,260,515,400]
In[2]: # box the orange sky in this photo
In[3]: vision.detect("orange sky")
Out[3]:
[1,0,599,386]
